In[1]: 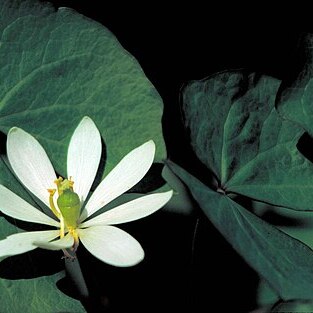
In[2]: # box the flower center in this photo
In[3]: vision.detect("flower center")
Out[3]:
[57,184,80,229]
[47,177,81,238]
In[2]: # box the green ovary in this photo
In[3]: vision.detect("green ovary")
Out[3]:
[57,189,81,228]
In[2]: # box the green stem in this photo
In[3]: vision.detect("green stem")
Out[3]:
[64,253,89,299]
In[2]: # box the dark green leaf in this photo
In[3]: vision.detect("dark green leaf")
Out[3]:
[0,0,166,309]
[272,300,313,312]
[182,70,313,210]
[256,279,280,307]
[0,271,85,313]
[252,200,313,250]
[161,165,195,215]
[167,161,313,300]
[277,33,313,136]
[0,0,166,178]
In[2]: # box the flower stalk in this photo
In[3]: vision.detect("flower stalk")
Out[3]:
[64,253,89,299]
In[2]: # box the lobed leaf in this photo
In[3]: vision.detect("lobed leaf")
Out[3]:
[168,161,313,300]
[182,70,313,210]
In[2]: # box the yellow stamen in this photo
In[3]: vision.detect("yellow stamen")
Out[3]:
[59,215,65,238]
[69,227,80,252]
[68,177,74,191]
[55,177,75,195]
[48,177,80,259]
[47,188,61,219]
[54,177,64,195]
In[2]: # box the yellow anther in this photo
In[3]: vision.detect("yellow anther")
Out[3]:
[66,177,74,191]
[54,177,63,184]
[47,188,61,219]
[55,177,75,195]
[68,180,74,190]
[47,188,56,196]
[54,177,64,195]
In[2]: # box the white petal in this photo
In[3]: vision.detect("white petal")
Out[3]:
[0,230,59,259]
[78,225,144,267]
[0,185,59,227]
[67,117,101,203]
[34,233,74,250]
[80,191,173,228]
[7,127,57,208]
[80,140,155,221]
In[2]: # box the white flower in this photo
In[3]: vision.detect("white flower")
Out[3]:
[0,117,172,267]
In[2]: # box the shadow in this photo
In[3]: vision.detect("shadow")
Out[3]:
[57,276,110,313]
[190,211,259,313]
[88,139,166,194]
[272,299,313,312]
[2,215,56,232]
[261,210,306,227]
[56,276,81,300]
[275,33,312,105]
[230,193,307,228]
[0,131,6,155]
[0,248,63,279]
[70,211,195,313]
[90,137,107,192]
[55,208,260,313]
[229,193,254,210]
[297,132,313,163]
[162,84,220,191]
[128,162,166,193]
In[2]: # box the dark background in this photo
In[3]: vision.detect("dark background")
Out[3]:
[33,2,305,312]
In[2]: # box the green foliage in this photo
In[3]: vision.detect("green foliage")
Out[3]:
[175,61,313,303]
[272,300,313,312]
[0,272,85,313]
[277,34,313,136]
[0,0,166,310]
[256,279,279,307]
[182,70,313,210]
[1,0,313,309]
[167,162,313,300]
[0,0,165,178]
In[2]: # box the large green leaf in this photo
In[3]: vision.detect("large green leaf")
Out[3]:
[272,300,313,312]
[0,272,85,313]
[252,200,313,250]
[0,217,85,312]
[0,0,165,178]
[0,273,86,313]
[0,0,166,309]
[252,200,313,307]
[182,70,313,210]
[167,161,313,300]
[256,279,279,308]
[276,33,313,135]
